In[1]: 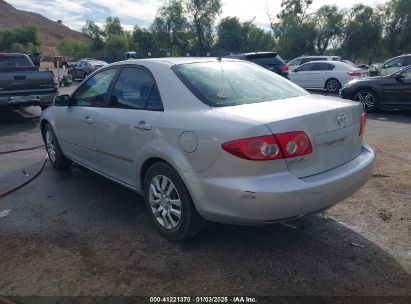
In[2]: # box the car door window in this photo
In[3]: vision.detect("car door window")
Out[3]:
[296,63,315,72]
[404,57,411,66]
[384,58,404,68]
[109,67,157,110]
[313,63,335,71]
[146,84,163,111]
[288,58,302,66]
[71,68,118,107]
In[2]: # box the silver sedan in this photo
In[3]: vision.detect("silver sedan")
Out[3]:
[40,58,375,240]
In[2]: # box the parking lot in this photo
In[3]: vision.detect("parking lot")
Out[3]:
[0,85,410,300]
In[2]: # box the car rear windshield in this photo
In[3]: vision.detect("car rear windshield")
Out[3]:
[173,61,308,107]
[246,54,285,66]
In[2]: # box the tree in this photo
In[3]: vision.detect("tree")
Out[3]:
[0,24,41,53]
[132,26,155,57]
[82,21,105,50]
[314,5,344,54]
[151,0,190,55]
[216,17,242,52]
[104,17,124,38]
[58,38,89,58]
[106,34,129,60]
[270,0,316,59]
[340,4,382,62]
[186,0,222,55]
[381,0,411,56]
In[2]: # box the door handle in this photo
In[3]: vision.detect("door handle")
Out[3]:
[84,116,94,124]
[134,120,152,130]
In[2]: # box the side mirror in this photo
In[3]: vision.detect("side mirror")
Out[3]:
[54,94,70,106]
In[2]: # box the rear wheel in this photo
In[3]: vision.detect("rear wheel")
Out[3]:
[143,162,205,241]
[44,124,72,170]
[353,89,378,112]
[325,78,341,93]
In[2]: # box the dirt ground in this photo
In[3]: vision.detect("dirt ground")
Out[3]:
[0,96,410,302]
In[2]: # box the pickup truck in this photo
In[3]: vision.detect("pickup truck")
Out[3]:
[0,53,57,110]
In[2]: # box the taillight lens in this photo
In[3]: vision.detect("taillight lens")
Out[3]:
[276,131,313,158]
[359,112,366,136]
[280,65,289,72]
[222,135,283,160]
[347,71,362,76]
[222,131,312,161]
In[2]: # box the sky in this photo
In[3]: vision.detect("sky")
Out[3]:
[7,0,388,32]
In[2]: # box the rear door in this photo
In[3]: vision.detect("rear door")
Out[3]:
[58,68,118,169]
[94,66,163,187]
[289,63,315,87]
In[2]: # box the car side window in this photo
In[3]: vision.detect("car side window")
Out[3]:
[404,57,411,66]
[296,63,314,72]
[288,58,301,66]
[109,67,156,110]
[71,68,118,107]
[313,63,334,71]
[384,58,403,68]
[146,84,163,111]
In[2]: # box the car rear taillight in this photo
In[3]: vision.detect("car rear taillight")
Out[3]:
[222,131,312,161]
[359,112,366,136]
[280,65,289,72]
[222,135,283,160]
[347,71,362,76]
[275,131,313,158]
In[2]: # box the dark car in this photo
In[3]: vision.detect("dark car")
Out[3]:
[224,52,289,78]
[69,59,107,80]
[0,53,57,110]
[340,65,411,111]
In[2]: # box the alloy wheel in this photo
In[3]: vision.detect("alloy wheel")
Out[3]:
[326,79,340,93]
[354,91,375,109]
[46,130,56,163]
[149,175,182,229]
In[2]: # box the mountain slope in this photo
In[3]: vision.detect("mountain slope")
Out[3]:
[0,0,89,55]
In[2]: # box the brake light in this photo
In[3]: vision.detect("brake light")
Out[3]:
[347,71,362,76]
[222,135,283,160]
[222,131,312,161]
[276,131,313,158]
[280,65,289,72]
[359,112,366,136]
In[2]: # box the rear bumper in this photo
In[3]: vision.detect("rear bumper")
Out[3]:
[183,144,375,225]
[0,91,57,108]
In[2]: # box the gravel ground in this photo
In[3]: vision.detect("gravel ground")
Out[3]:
[0,90,410,301]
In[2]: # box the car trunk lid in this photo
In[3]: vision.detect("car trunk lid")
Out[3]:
[214,94,364,178]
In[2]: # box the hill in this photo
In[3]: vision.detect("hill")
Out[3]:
[0,0,89,55]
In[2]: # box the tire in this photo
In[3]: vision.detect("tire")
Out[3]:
[352,89,379,112]
[143,162,205,241]
[44,124,72,170]
[325,78,341,93]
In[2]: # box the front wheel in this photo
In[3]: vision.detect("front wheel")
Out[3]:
[143,162,205,241]
[325,78,341,93]
[353,90,378,112]
[44,124,72,170]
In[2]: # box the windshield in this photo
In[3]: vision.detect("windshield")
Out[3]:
[173,61,308,107]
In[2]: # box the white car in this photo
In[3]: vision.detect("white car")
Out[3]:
[287,55,341,71]
[289,61,367,93]
[378,54,411,76]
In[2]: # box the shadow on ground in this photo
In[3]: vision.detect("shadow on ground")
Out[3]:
[0,163,410,297]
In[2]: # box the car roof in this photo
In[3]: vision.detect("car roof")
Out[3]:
[109,57,239,68]
[298,55,338,58]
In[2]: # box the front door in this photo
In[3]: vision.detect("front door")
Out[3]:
[58,68,118,169]
[95,66,163,188]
